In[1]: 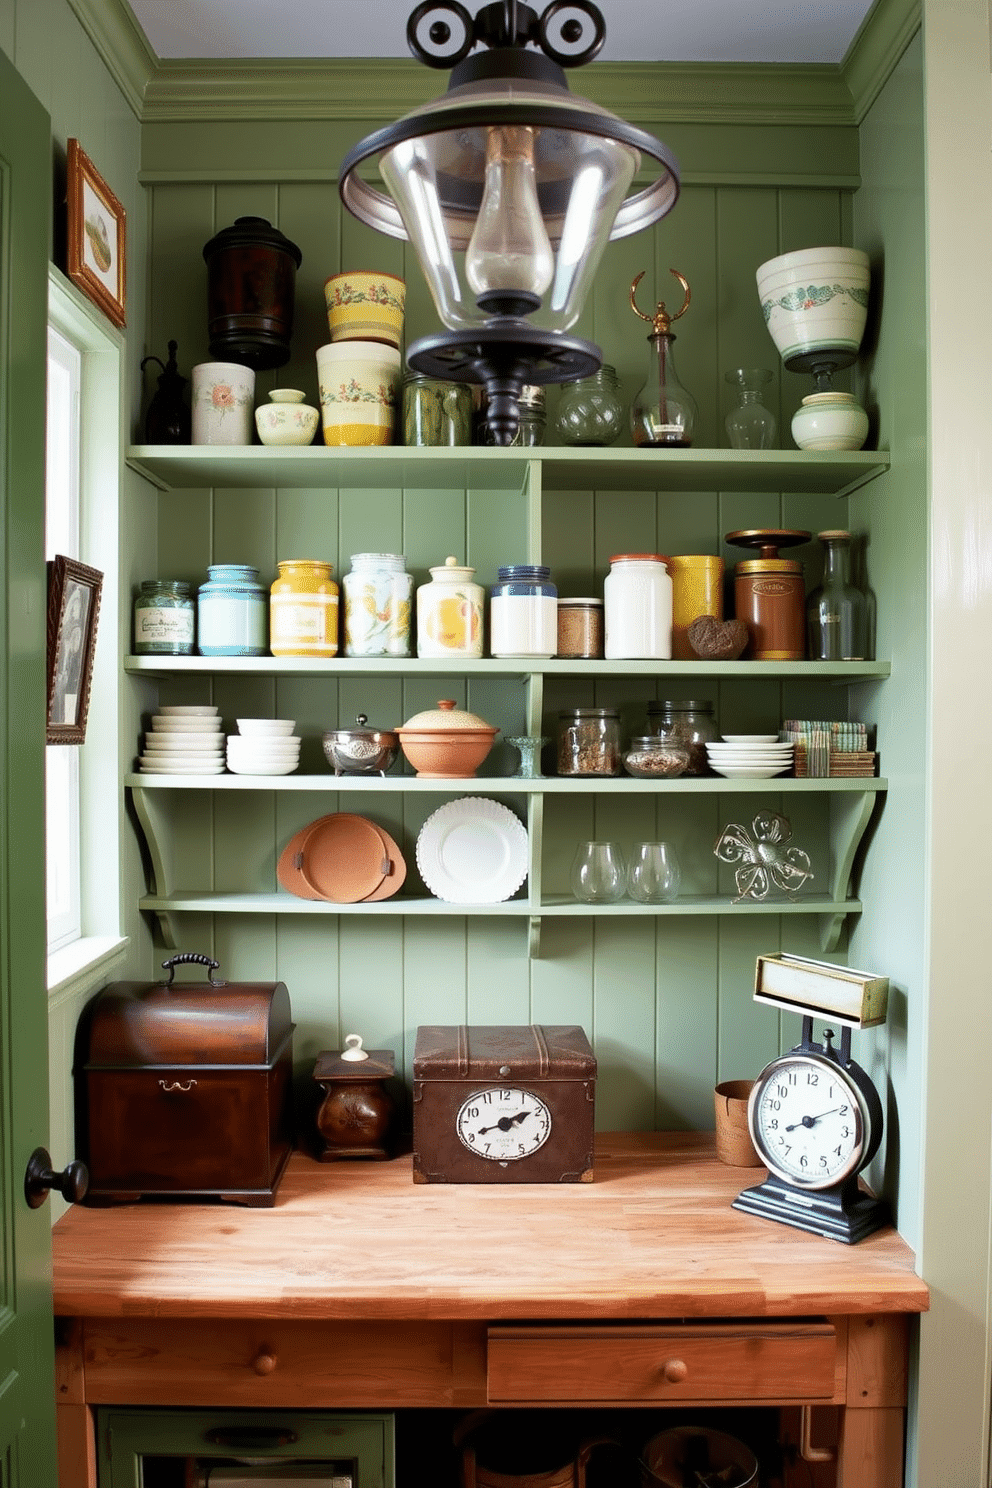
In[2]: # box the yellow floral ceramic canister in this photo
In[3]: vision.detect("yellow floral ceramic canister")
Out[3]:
[269,559,339,658]
[667,554,725,660]
[416,556,484,660]
[342,553,413,658]
[323,271,406,348]
[316,341,401,447]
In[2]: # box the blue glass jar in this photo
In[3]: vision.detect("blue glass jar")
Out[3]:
[196,563,268,656]
[489,564,557,658]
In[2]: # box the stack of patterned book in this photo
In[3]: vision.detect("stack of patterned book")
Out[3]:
[782,719,876,778]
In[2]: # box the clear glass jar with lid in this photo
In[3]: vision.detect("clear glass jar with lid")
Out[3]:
[133,579,195,656]
[416,555,485,659]
[555,364,623,447]
[490,564,557,658]
[557,708,621,777]
[647,698,718,777]
[196,564,267,657]
[806,529,870,661]
[342,553,412,658]
[270,559,339,658]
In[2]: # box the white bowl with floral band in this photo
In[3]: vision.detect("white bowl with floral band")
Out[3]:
[756,247,870,369]
[191,362,255,446]
[254,390,320,447]
[316,341,401,448]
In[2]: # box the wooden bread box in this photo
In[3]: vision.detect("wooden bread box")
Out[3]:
[74,952,295,1205]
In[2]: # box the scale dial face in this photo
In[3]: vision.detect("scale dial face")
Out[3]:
[748,1051,870,1190]
[455,1086,552,1162]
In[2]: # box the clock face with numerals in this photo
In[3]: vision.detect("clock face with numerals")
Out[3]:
[455,1086,552,1162]
[748,1051,871,1190]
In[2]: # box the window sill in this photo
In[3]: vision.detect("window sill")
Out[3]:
[47,935,128,1005]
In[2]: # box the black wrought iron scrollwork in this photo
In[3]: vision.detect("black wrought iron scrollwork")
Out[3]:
[538,1,605,66]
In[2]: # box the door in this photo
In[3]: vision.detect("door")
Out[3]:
[0,42,58,1487]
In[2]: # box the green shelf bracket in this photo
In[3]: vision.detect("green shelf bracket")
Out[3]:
[819,788,880,952]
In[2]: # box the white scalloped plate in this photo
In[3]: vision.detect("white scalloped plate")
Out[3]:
[416,798,528,904]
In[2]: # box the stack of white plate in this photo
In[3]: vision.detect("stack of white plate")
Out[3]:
[139,705,225,774]
[227,718,301,776]
[706,734,794,780]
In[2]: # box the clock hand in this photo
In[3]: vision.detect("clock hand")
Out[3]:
[785,1107,842,1131]
[478,1111,531,1134]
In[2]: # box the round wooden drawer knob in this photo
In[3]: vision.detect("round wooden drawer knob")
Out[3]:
[253,1349,277,1375]
[661,1357,688,1383]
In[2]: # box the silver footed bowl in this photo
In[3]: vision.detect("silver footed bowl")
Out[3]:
[322,714,399,775]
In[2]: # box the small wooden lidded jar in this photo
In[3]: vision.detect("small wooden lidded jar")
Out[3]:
[728,528,810,660]
[313,1035,397,1161]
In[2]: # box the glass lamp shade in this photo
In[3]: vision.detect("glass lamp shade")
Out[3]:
[340,53,680,336]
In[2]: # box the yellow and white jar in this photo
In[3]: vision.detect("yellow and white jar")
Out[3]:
[416,556,484,660]
[269,560,339,658]
[316,341,401,447]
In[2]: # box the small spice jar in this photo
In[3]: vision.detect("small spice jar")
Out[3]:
[603,553,673,659]
[557,707,622,777]
[417,555,485,659]
[555,364,624,446]
[647,699,719,777]
[622,735,691,779]
[270,559,339,658]
[556,598,604,659]
[490,564,558,658]
[342,553,412,658]
[196,564,267,657]
[133,579,195,656]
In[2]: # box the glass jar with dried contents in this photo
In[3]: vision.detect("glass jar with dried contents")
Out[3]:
[647,699,718,776]
[557,707,621,777]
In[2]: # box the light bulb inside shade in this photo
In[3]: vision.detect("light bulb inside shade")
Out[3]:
[465,125,554,310]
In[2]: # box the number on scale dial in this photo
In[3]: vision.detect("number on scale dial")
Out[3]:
[750,1053,867,1189]
[456,1087,552,1162]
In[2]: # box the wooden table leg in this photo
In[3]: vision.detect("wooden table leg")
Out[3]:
[835,1314,909,1488]
[55,1320,97,1488]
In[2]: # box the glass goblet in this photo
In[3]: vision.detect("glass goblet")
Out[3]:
[570,841,627,904]
[627,841,682,903]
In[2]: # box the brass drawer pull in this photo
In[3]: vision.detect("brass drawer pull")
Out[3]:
[252,1348,278,1376]
[158,1079,198,1092]
[661,1357,688,1383]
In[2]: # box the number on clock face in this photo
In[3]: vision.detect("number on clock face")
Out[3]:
[455,1087,552,1161]
[752,1056,864,1189]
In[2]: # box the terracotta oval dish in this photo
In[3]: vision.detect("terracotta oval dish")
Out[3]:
[277,814,406,903]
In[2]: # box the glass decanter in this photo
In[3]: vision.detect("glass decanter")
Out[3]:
[724,367,776,449]
[806,529,870,661]
[629,269,698,448]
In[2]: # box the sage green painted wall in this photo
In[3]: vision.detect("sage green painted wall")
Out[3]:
[135,97,895,1142]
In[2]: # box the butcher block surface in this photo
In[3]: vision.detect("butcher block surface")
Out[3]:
[51,1131,929,1322]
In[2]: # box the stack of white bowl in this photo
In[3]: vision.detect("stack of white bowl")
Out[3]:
[227,719,301,776]
[139,705,225,774]
[705,734,795,780]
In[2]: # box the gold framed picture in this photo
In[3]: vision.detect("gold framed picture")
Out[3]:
[66,138,126,329]
[46,556,103,745]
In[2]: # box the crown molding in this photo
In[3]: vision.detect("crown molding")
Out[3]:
[842,0,922,122]
[63,0,156,119]
[140,56,858,126]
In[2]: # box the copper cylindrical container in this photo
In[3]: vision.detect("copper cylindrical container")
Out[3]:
[667,555,724,660]
[734,558,805,659]
[202,216,302,370]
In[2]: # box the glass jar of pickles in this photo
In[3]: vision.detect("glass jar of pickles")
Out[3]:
[270,559,339,657]
[342,553,412,657]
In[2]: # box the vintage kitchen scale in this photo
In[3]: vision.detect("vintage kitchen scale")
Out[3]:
[733,952,890,1243]
[74,952,295,1205]
[412,1024,596,1183]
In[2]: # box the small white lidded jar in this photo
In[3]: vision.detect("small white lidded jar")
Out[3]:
[417,555,484,660]
[604,553,673,660]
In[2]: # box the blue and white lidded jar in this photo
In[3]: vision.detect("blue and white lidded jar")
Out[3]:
[489,564,558,658]
[196,563,268,656]
[342,553,413,658]
[133,579,195,656]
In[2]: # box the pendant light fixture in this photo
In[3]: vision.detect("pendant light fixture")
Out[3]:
[339,0,682,444]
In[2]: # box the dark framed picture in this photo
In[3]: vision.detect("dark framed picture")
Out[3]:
[66,138,126,329]
[47,556,103,745]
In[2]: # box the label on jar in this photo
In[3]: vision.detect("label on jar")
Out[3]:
[270,592,339,654]
[490,595,557,657]
[134,605,194,648]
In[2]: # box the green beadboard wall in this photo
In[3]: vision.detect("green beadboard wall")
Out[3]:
[131,71,923,1154]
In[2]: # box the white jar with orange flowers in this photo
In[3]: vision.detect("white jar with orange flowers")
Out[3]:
[416,556,484,660]
[342,553,412,658]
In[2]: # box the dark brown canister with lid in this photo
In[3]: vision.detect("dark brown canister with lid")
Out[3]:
[202,216,303,370]
[728,528,810,660]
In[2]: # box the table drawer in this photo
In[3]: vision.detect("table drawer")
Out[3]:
[487,1323,838,1403]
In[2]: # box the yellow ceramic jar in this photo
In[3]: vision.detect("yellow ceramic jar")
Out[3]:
[667,554,724,660]
[269,560,339,657]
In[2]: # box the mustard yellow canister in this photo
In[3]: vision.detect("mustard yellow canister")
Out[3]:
[667,554,724,660]
[269,559,339,657]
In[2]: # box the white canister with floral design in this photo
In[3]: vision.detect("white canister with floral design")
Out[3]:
[191,361,255,445]
[342,553,413,658]
[316,341,401,447]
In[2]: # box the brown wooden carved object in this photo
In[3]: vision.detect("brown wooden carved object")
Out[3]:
[313,1037,397,1161]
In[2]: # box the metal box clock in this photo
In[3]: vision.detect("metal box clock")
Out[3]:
[412,1024,596,1184]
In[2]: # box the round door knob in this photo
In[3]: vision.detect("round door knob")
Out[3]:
[24,1148,89,1209]
[253,1349,277,1375]
[661,1357,688,1383]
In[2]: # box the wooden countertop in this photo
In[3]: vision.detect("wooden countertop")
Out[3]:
[51,1132,929,1322]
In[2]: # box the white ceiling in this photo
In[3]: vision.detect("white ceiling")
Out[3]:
[125,0,877,65]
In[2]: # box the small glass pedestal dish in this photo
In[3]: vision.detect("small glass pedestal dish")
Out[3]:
[506,735,549,779]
